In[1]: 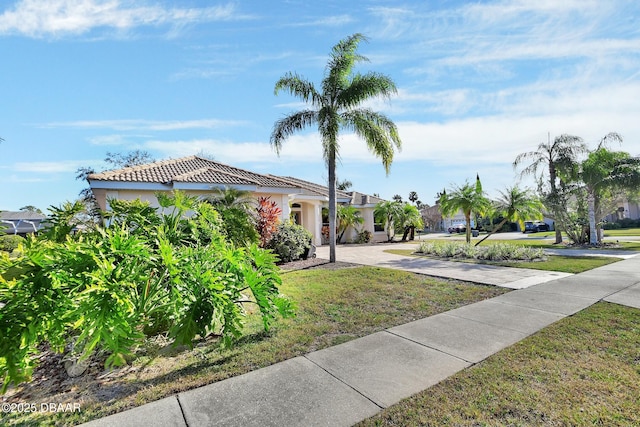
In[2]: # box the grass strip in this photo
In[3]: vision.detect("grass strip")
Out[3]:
[6,266,508,426]
[358,302,640,426]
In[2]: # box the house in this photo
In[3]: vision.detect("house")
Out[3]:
[87,155,387,245]
[0,211,47,236]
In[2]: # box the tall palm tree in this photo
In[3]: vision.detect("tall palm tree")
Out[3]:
[270,33,401,262]
[513,134,587,244]
[475,186,544,246]
[439,175,489,244]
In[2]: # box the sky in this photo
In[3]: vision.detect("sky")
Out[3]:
[1,0,639,212]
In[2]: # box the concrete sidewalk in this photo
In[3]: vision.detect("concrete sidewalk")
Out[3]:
[82,252,640,427]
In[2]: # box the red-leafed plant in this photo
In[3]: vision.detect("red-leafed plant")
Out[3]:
[256,196,282,247]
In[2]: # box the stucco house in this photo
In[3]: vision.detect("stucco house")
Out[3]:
[87,155,386,245]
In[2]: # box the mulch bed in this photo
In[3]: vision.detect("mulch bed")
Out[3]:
[278,257,360,272]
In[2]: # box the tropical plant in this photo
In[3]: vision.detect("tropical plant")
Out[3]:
[408,191,419,205]
[579,134,640,244]
[337,178,353,191]
[513,134,587,243]
[0,192,294,392]
[206,187,259,247]
[266,222,312,263]
[0,235,24,253]
[394,203,424,241]
[475,186,544,246]
[374,200,403,241]
[255,196,282,247]
[337,205,364,243]
[270,33,401,262]
[439,175,490,244]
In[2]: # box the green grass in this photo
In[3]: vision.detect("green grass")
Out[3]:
[358,302,640,427]
[421,235,640,251]
[603,228,640,236]
[385,249,621,274]
[6,266,507,426]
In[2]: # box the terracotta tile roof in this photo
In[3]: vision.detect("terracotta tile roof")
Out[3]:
[88,156,293,188]
[272,176,351,200]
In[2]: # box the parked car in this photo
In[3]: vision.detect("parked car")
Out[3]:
[448,224,466,233]
[523,221,549,233]
[534,221,549,232]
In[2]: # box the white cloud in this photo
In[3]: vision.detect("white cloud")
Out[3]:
[0,0,245,38]
[13,160,93,173]
[42,118,246,131]
[144,136,324,164]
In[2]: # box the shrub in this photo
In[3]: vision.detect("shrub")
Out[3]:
[256,197,282,247]
[0,191,294,392]
[267,222,312,263]
[416,241,544,261]
[354,230,372,244]
[0,235,24,253]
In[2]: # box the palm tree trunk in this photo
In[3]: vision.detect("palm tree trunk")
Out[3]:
[474,218,508,247]
[587,189,598,245]
[554,227,562,244]
[328,150,337,262]
[465,214,471,244]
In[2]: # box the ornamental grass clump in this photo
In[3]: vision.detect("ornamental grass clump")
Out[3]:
[417,241,544,262]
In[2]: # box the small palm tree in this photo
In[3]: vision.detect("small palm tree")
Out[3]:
[395,203,424,241]
[271,33,401,262]
[439,175,490,244]
[206,187,259,246]
[337,205,364,243]
[374,200,403,242]
[475,186,544,246]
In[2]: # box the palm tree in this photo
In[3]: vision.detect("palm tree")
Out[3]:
[395,203,424,241]
[580,133,640,245]
[474,186,544,246]
[439,175,489,244]
[513,134,587,244]
[205,187,259,246]
[374,200,403,242]
[408,191,419,205]
[271,33,401,262]
[336,205,364,243]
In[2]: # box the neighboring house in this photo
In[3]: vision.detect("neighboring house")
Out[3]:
[604,198,640,222]
[0,211,47,236]
[87,155,386,245]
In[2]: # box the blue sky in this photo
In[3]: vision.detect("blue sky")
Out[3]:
[1,0,639,212]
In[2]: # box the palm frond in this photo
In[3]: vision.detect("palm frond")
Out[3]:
[270,110,319,154]
[338,72,397,108]
[343,109,401,174]
[274,73,321,105]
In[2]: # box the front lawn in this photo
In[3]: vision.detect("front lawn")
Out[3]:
[4,266,507,427]
[358,302,640,426]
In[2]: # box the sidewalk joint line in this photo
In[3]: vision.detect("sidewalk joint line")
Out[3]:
[302,355,384,410]
[176,394,189,427]
[383,329,472,364]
